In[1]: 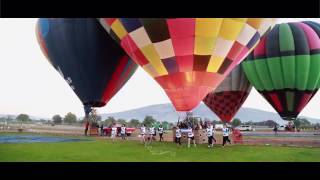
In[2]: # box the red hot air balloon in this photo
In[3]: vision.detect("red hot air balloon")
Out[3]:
[203,65,252,123]
[99,18,274,113]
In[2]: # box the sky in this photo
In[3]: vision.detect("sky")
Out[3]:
[0,18,320,119]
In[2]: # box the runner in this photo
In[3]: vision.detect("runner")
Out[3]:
[187,126,196,148]
[206,124,214,148]
[148,125,155,144]
[140,124,146,145]
[158,125,164,142]
[175,126,182,146]
[111,123,117,142]
[211,124,217,144]
[120,124,126,140]
[222,124,231,147]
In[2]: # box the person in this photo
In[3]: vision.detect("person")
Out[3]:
[148,125,155,144]
[84,121,89,136]
[211,124,217,144]
[153,126,157,140]
[158,125,164,142]
[120,124,126,140]
[187,126,196,148]
[175,126,182,146]
[100,123,104,136]
[273,125,278,135]
[222,124,231,147]
[140,124,146,146]
[111,123,117,142]
[206,124,214,148]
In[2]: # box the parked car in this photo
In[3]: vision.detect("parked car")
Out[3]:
[278,125,286,131]
[237,125,254,131]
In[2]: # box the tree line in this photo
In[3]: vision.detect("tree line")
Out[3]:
[0,113,173,129]
[1,113,318,130]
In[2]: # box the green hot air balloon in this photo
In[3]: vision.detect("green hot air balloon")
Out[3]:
[242,21,320,121]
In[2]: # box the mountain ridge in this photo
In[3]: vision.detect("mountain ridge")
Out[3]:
[100,103,320,125]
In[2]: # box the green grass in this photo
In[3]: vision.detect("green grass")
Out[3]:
[0,133,320,162]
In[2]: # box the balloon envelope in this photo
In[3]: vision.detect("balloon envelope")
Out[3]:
[203,64,252,123]
[36,18,137,112]
[100,18,274,111]
[242,21,320,120]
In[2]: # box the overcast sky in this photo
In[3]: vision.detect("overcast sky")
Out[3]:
[0,18,320,119]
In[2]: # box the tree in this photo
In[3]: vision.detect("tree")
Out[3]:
[293,118,311,128]
[16,114,30,123]
[292,119,301,128]
[52,115,62,124]
[63,112,77,124]
[300,118,311,127]
[231,118,241,127]
[104,117,116,127]
[117,118,127,125]
[143,116,156,127]
[162,121,169,130]
[129,119,140,127]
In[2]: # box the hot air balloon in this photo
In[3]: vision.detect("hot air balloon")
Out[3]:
[99,18,274,114]
[36,18,137,118]
[242,21,320,121]
[203,64,252,123]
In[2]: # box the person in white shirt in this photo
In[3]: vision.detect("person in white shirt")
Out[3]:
[158,125,164,142]
[111,123,117,142]
[148,125,155,144]
[211,124,217,144]
[187,126,196,148]
[140,124,146,145]
[175,126,182,146]
[120,124,126,140]
[222,124,231,147]
[206,124,214,148]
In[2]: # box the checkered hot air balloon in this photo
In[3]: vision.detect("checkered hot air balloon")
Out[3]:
[203,64,252,123]
[242,21,320,121]
[36,18,137,117]
[100,18,275,112]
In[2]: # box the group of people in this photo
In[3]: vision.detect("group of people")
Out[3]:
[85,120,232,148]
[175,124,231,148]
[106,123,166,145]
[139,124,165,146]
[110,124,127,142]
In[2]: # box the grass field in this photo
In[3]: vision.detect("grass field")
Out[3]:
[0,133,320,162]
